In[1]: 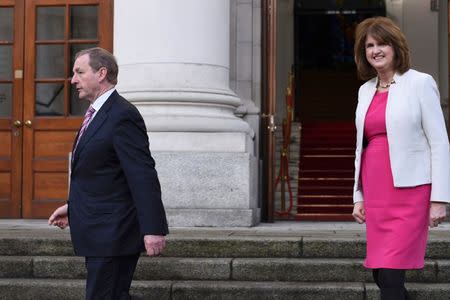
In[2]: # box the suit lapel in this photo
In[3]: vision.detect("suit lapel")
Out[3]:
[74,109,108,155]
[71,91,117,167]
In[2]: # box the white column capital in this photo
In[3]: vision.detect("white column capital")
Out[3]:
[114,0,253,143]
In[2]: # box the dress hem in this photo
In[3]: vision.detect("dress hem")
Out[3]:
[363,263,424,270]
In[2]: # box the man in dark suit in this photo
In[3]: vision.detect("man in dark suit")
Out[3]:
[48,47,168,300]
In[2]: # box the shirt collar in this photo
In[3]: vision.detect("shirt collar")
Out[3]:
[91,88,115,112]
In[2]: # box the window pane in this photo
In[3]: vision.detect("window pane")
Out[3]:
[36,83,64,116]
[70,43,97,71]
[0,8,13,41]
[0,46,13,80]
[71,6,98,39]
[37,7,65,40]
[0,84,12,117]
[70,85,89,116]
[36,45,65,78]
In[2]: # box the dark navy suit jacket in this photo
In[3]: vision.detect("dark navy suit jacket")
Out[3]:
[68,91,168,257]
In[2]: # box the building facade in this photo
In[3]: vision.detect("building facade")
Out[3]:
[0,0,448,226]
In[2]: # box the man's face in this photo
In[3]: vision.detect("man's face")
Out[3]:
[71,54,102,102]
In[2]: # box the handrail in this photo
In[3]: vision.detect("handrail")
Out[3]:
[274,70,295,217]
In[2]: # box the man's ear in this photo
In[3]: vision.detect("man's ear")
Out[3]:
[97,67,108,83]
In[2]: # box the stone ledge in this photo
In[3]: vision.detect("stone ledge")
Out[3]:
[171,281,365,300]
[166,208,260,227]
[365,282,450,300]
[1,256,448,283]
[302,238,366,258]
[163,237,301,258]
[1,236,450,259]
[134,257,231,281]
[231,258,438,282]
[0,257,32,278]
[0,279,171,300]
[0,238,73,256]
[0,279,449,300]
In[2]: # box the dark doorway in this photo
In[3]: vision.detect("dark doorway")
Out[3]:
[294,0,386,121]
[293,0,386,220]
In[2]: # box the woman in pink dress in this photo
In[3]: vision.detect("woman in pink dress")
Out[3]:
[351,17,450,300]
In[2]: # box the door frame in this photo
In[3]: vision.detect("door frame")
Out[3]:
[0,0,24,217]
[11,0,25,217]
[21,0,113,218]
[261,0,277,222]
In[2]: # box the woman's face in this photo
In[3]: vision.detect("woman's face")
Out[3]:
[365,34,395,73]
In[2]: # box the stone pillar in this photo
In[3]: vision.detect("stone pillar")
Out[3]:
[114,0,259,226]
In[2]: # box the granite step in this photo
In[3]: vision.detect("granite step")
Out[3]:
[0,279,448,300]
[1,234,450,259]
[0,256,448,283]
[0,223,449,299]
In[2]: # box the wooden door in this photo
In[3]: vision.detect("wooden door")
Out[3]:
[0,0,24,217]
[261,0,277,222]
[22,0,112,217]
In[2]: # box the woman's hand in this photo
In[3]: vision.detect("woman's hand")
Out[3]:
[352,201,366,224]
[429,202,447,228]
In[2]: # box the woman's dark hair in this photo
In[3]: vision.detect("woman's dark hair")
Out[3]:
[354,17,410,80]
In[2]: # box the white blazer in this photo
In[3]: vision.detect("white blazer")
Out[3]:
[353,69,450,203]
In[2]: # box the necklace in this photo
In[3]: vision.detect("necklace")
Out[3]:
[377,79,395,89]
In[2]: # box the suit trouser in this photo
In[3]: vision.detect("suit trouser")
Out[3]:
[85,254,140,300]
[372,269,411,300]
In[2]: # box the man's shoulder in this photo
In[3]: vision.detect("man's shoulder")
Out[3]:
[110,92,138,112]
[110,92,143,121]
[110,91,130,106]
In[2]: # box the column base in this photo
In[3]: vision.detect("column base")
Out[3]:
[153,151,259,227]
[166,208,260,227]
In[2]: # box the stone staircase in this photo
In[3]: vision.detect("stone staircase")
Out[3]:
[274,121,357,221]
[296,122,356,221]
[0,222,449,299]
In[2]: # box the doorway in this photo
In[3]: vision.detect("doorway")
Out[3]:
[263,0,386,221]
[0,0,112,218]
[294,0,386,121]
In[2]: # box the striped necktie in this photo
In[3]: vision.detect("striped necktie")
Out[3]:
[73,105,96,154]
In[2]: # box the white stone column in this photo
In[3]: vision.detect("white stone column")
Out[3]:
[114,0,259,226]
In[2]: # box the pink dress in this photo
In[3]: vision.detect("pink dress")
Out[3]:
[361,91,431,269]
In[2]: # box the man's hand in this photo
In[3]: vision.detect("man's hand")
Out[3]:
[352,201,365,224]
[144,235,166,256]
[429,202,447,228]
[48,204,69,229]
